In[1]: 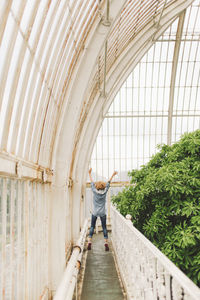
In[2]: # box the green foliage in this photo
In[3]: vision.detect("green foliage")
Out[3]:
[112,130,200,286]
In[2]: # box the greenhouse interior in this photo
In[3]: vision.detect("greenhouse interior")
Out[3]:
[0,0,200,299]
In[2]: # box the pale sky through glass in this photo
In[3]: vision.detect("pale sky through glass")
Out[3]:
[90,1,200,182]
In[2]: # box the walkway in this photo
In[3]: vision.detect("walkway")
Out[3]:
[81,233,125,300]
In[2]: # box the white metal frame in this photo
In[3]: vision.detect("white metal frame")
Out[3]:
[167,10,186,145]
[0,1,200,299]
[0,177,50,300]
[75,0,193,188]
[89,0,200,181]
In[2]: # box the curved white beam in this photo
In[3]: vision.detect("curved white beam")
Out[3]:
[72,0,194,192]
[49,0,128,290]
[52,0,128,184]
[0,1,41,150]
[50,1,194,255]
[167,11,186,145]
[0,0,13,47]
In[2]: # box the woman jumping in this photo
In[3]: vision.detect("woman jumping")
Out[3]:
[88,168,118,251]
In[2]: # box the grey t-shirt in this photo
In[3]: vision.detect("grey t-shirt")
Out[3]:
[91,182,110,217]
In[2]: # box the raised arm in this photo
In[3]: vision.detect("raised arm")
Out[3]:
[88,168,93,182]
[108,171,118,183]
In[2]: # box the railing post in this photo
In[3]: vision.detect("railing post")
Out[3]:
[125,214,132,225]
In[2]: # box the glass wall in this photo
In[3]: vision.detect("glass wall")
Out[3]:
[90,1,200,182]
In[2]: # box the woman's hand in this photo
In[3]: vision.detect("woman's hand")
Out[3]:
[109,171,118,183]
[88,168,93,182]
[113,171,118,176]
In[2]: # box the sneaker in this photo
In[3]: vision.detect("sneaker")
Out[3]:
[105,243,109,251]
[87,243,91,250]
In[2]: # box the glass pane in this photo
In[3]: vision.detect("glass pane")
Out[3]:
[90,7,200,181]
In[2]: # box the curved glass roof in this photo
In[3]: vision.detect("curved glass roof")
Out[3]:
[0,0,199,180]
[0,0,102,165]
[90,0,200,182]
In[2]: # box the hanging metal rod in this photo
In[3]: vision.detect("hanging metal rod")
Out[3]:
[102,0,111,26]
[103,40,108,97]
[106,0,110,24]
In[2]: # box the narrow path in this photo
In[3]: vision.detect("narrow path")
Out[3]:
[81,233,125,300]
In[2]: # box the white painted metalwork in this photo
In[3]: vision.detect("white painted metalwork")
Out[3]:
[111,204,200,300]
[167,11,186,145]
[53,219,88,300]
[0,151,53,182]
[0,177,50,300]
[0,0,200,298]
[90,0,199,181]
[0,0,106,166]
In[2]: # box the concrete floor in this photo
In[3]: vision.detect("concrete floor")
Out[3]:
[81,233,125,300]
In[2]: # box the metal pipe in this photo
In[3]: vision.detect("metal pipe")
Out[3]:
[54,219,88,300]
[102,0,110,26]
[103,40,108,97]
[106,0,110,24]
[65,254,82,300]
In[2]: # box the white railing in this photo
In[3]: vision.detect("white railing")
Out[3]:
[54,219,88,300]
[111,205,200,300]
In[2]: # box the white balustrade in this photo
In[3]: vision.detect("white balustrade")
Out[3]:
[111,204,200,300]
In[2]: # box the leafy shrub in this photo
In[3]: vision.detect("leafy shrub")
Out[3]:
[112,130,200,286]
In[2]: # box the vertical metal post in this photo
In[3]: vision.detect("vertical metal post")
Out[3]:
[44,183,49,294]
[106,0,110,24]
[125,81,127,174]
[107,189,111,223]
[28,182,32,299]
[1,179,7,300]
[16,180,22,300]
[32,182,36,300]
[41,183,45,295]
[103,40,108,97]
[101,121,103,180]
[113,110,115,173]
[37,183,40,297]
[10,180,15,300]
[24,181,29,299]
[131,73,133,170]
[107,118,109,180]
[167,12,185,145]
[119,88,122,179]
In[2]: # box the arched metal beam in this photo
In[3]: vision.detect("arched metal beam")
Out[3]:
[52,0,128,184]
[0,0,41,151]
[50,0,128,290]
[71,0,193,196]
[167,10,186,145]
[0,0,13,47]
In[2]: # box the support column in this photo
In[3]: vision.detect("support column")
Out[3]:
[167,11,186,145]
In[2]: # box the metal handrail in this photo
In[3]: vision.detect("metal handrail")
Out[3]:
[54,219,88,300]
[111,204,200,300]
